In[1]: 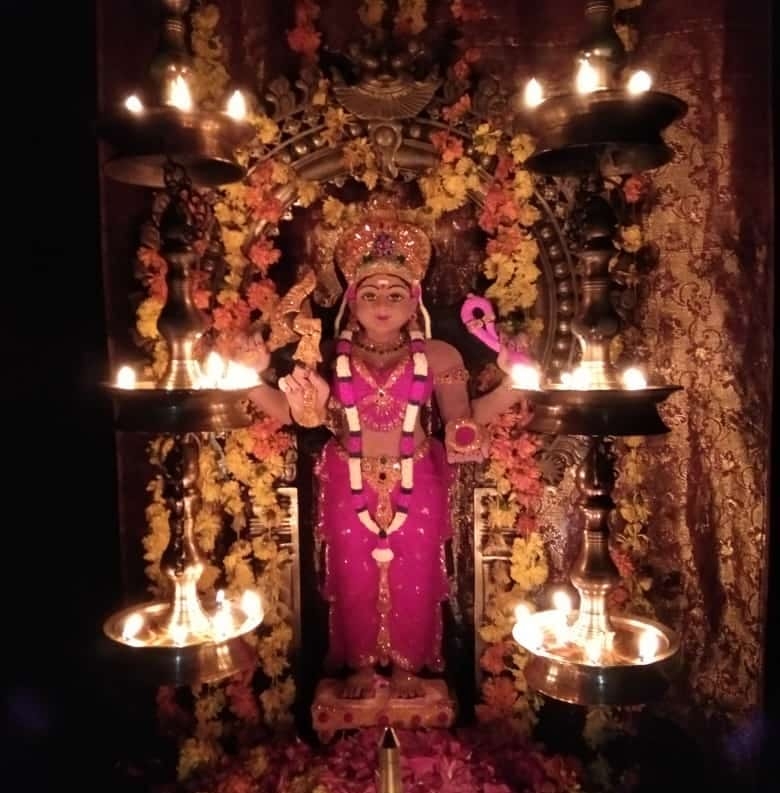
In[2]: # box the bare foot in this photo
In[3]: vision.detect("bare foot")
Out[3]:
[339,667,376,699]
[389,668,425,699]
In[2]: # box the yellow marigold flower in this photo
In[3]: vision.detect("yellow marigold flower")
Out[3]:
[583,706,615,749]
[510,133,535,164]
[620,224,642,252]
[136,296,163,340]
[197,563,221,593]
[513,169,535,200]
[252,113,280,145]
[517,203,541,227]
[510,534,549,592]
[177,736,220,781]
[473,123,502,156]
[192,3,220,30]
[221,227,245,256]
[230,560,255,591]
[442,172,468,201]
[247,746,269,779]
[252,538,278,561]
[271,160,290,185]
[361,167,379,190]
[224,448,254,484]
[322,196,345,226]
[224,261,245,286]
[195,508,221,552]
[195,689,226,723]
[268,623,293,652]
[479,622,507,644]
[260,651,290,679]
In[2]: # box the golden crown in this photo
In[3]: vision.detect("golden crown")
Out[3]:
[334,219,431,286]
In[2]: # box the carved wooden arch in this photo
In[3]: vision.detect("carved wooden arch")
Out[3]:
[240,63,579,380]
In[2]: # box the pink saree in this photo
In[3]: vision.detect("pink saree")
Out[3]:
[315,354,453,673]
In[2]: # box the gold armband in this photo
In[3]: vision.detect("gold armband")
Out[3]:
[435,365,470,385]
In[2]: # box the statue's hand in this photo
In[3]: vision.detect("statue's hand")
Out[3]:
[496,342,532,376]
[280,365,330,427]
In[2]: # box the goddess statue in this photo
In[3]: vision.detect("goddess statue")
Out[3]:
[243,216,524,699]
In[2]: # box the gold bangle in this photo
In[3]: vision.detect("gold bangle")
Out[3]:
[444,417,484,456]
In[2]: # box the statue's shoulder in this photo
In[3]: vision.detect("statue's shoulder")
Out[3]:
[424,338,464,372]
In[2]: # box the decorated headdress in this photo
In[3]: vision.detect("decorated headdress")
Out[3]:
[331,219,433,337]
[334,219,431,287]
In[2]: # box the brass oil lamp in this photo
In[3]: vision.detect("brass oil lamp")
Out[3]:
[97,0,263,685]
[508,0,687,705]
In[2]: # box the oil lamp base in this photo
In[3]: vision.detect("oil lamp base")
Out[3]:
[106,382,255,433]
[524,90,687,176]
[97,106,254,187]
[515,610,680,706]
[514,385,681,436]
[102,599,262,687]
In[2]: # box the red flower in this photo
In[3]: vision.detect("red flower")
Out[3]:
[287,25,321,60]
[623,173,650,204]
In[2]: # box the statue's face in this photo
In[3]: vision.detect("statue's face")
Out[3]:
[352,273,416,337]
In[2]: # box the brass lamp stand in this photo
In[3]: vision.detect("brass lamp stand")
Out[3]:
[98,0,263,686]
[510,0,687,706]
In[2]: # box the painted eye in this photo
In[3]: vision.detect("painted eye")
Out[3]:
[361,292,377,301]
[388,293,405,302]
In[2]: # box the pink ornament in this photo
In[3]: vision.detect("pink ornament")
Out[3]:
[460,293,529,367]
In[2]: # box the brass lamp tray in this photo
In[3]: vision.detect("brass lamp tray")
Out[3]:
[517,611,681,706]
[97,106,254,188]
[514,384,681,436]
[105,382,255,433]
[525,90,687,176]
[102,601,259,687]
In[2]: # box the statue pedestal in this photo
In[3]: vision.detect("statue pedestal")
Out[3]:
[311,677,457,743]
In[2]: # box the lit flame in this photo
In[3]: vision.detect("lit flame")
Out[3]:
[513,618,543,652]
[584,635,603,664]
[204,351,226,387]
[621,366,647,390]
[575,59,600,94]
[226,90,247,120]
[510,362,541,390]
[167,74,193,111]
[115,365,137,389]
[223,361,261,389]
[552,590,572,613]
[241,589,263,619]
[124,94,143,113]
[627,70,652,95]
[170,623,188,646]
[638,629,659,662]
[514,601,534,622]
[561,366,592,389]
[122,612,144,641]
[201,353,260,389]
[523,78,544,108]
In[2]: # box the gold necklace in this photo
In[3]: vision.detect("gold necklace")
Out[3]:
[353,334,407,354]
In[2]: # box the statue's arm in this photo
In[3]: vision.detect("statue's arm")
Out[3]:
[427,339,521,426]
[247,382,293,425]
[470,374,521,425]
[427,339,472,423]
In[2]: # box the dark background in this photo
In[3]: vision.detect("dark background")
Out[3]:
[4,2,776,791]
